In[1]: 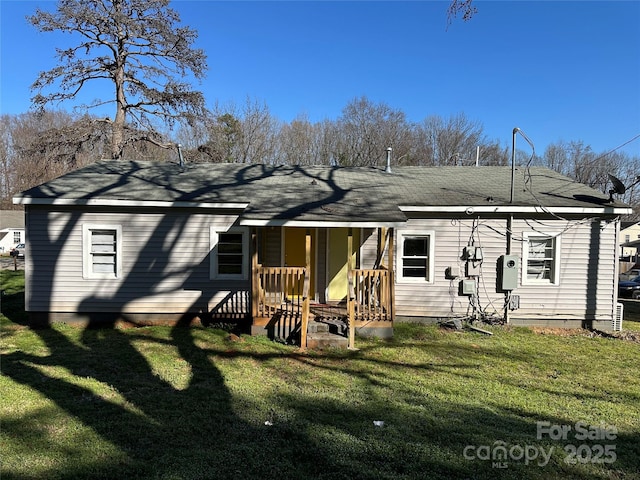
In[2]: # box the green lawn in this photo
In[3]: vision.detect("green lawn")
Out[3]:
[2,270,639,480]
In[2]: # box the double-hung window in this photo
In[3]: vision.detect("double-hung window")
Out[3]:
[210,227,249,280]
[522,234,560,285]
[397,230,435,283]
[13,231,21,244]
[83,224,122,279]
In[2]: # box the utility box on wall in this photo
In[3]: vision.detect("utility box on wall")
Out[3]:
[499,255,519,291]
[460,279,476,296]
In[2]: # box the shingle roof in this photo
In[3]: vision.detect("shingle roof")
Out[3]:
[14,160,629,224]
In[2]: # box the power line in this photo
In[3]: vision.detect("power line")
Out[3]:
[588,132,640,165]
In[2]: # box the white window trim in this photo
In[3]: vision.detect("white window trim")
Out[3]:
[521,232,561,286]
[210,226,249,280]
[396,229,435,284]
[82,224,122,279]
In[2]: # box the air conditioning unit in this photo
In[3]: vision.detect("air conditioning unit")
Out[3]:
[613,303,623,332]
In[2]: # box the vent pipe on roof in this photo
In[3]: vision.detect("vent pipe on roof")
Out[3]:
[385,147,392,173]
[510,129,517,204]
[177,143,185,168]
[510,127,535,203]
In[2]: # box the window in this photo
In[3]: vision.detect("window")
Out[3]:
[522,234,560,285]
[625,234,630,243]
[397,230,435,283]
[13,231,21,244]
[83,224,122,279]
[210,227,248,280]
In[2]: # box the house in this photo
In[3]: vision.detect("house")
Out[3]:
[619,235,640,281]
[13,160,632,344]
[0,210,25,254]
[619,221,640,273]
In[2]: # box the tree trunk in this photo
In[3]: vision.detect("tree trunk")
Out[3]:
[111,0,126,160]
[111,58,126,159]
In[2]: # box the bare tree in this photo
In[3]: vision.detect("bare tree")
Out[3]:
[197,99,278,164]
[418,113,485,166]
[540,140,639,219]
[0,115,14,209]
[541,140,624,193]
[335,97,411,167]
[447,0,477,25]
[618,158,640,220]
[308,119,342,166]
[28,0,207,160]
[237,99,279,164]
[194,113,242,163]
[477,141,510,166]
[276,115,317,165]
[0,111,106,208]
[541,142,570,175]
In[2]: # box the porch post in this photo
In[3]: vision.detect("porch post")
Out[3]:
[347,228,356,349]
[301,229,311,350]
[377,227,387,268]
[251,228,259,323]
[388,228,395,322]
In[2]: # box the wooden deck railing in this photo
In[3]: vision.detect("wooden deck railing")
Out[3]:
[350,268,391,322]
[256,266,391,322]
[255,264,390,350]
[256,266,307,318]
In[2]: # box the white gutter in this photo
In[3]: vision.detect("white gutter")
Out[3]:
[399,205,633,215]
[13,197,249,210]
[239,219,407,228]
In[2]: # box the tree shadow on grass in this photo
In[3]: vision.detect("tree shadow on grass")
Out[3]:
[4,320,640,479]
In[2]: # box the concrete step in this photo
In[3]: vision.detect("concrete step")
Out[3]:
[307,320,329,334]
[306,331,349,350]
[313,317,348,335]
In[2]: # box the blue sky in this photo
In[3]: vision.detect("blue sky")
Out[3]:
[1,0,639,156]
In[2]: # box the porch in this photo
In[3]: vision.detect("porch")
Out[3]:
[249,227,395,349]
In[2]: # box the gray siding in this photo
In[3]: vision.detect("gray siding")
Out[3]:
[261,227,281,266]
[388,216,617,326]
[26,206,248,316]
[25,204,619,329]
[511,218,616,325]
[360,228,380,268]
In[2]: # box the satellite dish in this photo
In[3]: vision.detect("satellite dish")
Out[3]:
[608,174,626,202]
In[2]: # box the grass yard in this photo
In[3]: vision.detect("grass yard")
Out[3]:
[1,270,639,480]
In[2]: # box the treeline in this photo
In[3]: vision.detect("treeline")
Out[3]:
[1,96,638,217]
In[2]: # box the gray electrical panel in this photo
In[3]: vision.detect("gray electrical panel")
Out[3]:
[500,255,519,290]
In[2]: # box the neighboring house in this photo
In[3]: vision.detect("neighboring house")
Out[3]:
[620,221,640,259]
[619,238,640,280]
[619,221,640,277]
[0,210,25,254]
[13,160,632,342]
